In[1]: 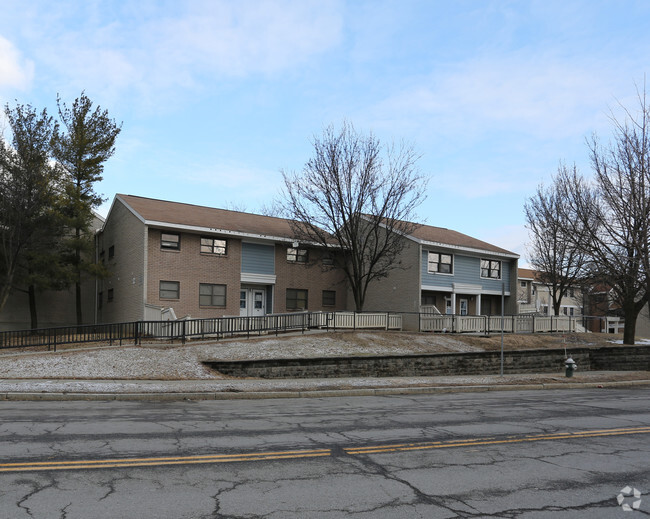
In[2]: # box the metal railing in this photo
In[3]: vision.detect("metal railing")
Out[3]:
[0,311,402,352]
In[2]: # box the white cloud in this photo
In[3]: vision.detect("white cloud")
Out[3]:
[370,52,627,142]
[18,0,343,108]
[0,36,33,90]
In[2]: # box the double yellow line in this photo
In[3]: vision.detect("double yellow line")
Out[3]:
[0,449,331,472]
[345,426,650,455]
[1,426,648,473]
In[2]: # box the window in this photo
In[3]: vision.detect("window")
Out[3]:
[322,290,336,306]
[520,281,526,288]
[421,294,436,306]
[159,280,180,299]
[107,288,114,302]
[322,252,334,266]
[108,245,115,260]
[569,288,575,297]
[480,259,501,279]
[286,288,308,310]
[161,232,180,250]
[287,247,308,263]
[428,252,453,274]
[201,237,227,255]
[199,283,226,307]
[98,291,103,309]
[99,250,105,264]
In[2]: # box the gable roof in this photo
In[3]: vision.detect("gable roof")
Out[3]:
[518,268,538,281]
[115,194,300,242]
[408,223,518,258]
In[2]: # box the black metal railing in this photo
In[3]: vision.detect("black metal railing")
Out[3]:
[0,311,402,352]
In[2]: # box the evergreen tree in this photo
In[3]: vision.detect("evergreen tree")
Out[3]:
[52,92,121,325]
[0,102,61,326]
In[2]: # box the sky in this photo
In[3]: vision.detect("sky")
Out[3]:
[1,1,649,265]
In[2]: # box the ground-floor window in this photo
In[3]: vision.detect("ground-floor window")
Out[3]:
[199,283,226,307]
[160,280,180,299]
[322,290,336,307]
[286,288,308,310]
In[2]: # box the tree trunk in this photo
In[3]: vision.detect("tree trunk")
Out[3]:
[75,280,82,327]
[622,312,637,345]
[28,284,38,330]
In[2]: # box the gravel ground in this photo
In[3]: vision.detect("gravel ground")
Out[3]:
[0,330,647,381]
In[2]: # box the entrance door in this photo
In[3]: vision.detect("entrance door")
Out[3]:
[460,298,468,316]
[240,287,266,317]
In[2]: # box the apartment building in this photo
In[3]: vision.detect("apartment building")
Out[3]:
[96,195,347,323]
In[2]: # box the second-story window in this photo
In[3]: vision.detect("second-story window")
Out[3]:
[201,237,227,255]
[161,232,180,250]
[108,245,115,260]
[287,247,308,263]
[480,259,501,279]
[428,252,453,274]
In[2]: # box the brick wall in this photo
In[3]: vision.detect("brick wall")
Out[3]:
[362,236,421,330]
[146,230,242,318]
[274,245,348,313]
[98,200,146,323]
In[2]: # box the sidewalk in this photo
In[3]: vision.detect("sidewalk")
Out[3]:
[1,371,649,401]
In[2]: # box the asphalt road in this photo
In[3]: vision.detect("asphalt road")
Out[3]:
[0,388,648,518]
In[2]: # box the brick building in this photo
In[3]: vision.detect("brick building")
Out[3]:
[96,194,347,323]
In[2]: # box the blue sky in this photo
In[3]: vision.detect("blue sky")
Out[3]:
[1,1,649,264]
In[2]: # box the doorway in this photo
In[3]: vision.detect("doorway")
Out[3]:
[240,287,267,317]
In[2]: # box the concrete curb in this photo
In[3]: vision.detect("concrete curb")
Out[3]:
[1,379,649,401]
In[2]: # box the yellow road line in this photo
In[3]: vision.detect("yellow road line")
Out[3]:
[0,449,331,473]
[345,426,650,454]
[2,426,648,473]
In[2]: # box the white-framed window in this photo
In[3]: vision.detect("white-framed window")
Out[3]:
[480,259,501,279]
[428,252,453,274]
[287,247,308,263]
[201,237,227,255]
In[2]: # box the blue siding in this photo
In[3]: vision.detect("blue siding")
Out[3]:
[421,250,511,290]
[241,243,275,275]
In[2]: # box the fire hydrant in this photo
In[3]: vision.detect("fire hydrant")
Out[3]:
[564,357,577,378]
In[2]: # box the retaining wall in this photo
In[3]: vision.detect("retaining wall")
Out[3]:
[204,345,650,379]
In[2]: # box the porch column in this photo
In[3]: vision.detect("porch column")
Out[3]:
[476,294,481,315]
[451,293,456,314]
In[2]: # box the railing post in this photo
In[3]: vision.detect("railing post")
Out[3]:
[182,320,186,345]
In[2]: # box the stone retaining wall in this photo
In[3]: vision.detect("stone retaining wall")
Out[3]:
[204,345,650,379]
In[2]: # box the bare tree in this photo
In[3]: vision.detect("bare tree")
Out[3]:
[282,122,427,312]
[565,89,650,344]
[524,164,589,315]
